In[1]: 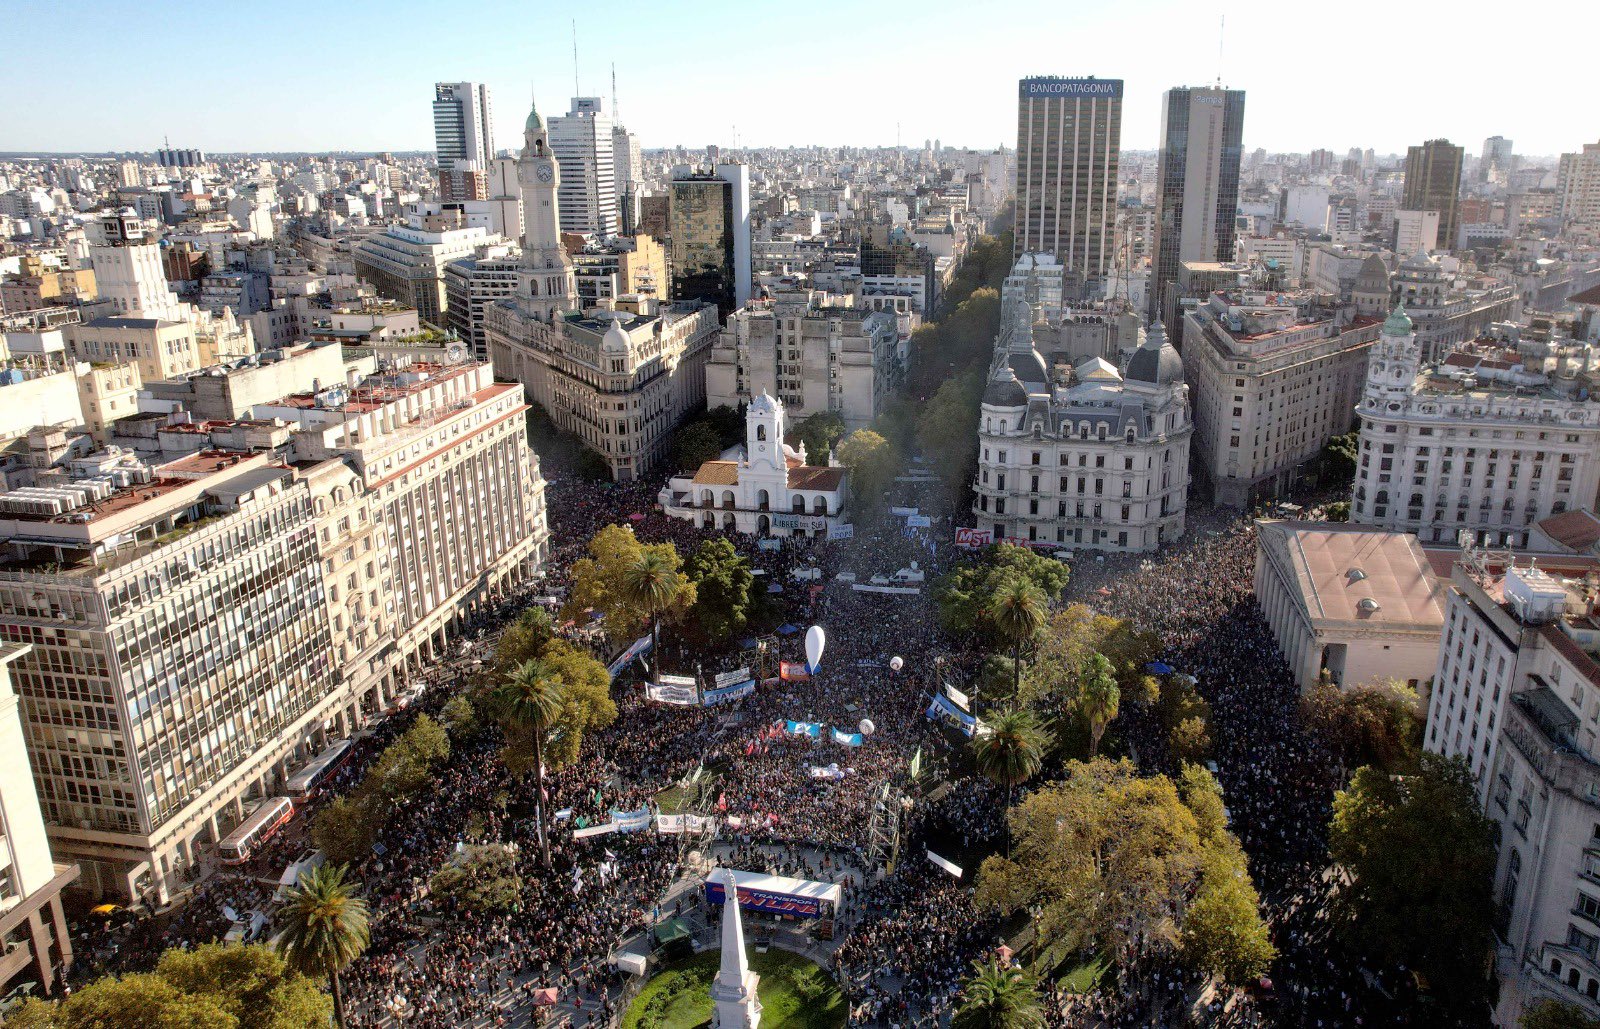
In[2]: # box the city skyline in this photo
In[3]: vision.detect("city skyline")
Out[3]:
[3,0,1595,157]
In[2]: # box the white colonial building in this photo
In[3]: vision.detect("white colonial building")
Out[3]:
[658,393,847,539]
[1352,306,1600,546]
[971,284,1190,554]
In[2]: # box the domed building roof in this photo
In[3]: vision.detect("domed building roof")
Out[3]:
[1383,303,1413,336]
[983,365,1028,408]
[1007,348,1050,389]
[524,99,543,135]
[1125,318,1184,386]
[748,390,780,416]
[601,316,631,355]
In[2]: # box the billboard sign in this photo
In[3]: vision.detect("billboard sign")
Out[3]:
[1020,77,1124,100]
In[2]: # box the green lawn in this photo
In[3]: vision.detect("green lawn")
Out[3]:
[1055,951,1109,994]
[622,949,845,1029]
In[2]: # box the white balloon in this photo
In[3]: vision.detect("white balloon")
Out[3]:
[858,719,875,736]
[889,656,904,672]
[805,625,826,673]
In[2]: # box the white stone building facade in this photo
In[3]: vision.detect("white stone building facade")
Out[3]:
[972,287,1190,553]
[1351,307,1600,546]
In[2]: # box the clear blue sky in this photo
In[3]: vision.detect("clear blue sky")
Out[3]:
[2,0,1592,157]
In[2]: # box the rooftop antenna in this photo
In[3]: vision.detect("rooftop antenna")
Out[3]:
[571,19,580,97]
[1216,14,1225,89]
[611,63,618,119]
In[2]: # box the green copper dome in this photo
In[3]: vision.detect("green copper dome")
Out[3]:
[525,100,542,134]
[1383,303,1413,336]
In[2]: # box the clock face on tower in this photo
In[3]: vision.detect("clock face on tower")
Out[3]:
[536,164,554,183]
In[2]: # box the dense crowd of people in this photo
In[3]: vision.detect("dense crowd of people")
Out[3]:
[67,460,1425,1028]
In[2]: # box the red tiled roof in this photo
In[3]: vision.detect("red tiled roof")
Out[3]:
[692,461,740,486]
[1536,509,1600,551]
[788,466,844,491]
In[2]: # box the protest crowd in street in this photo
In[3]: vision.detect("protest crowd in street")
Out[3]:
[69,467,1402,1028]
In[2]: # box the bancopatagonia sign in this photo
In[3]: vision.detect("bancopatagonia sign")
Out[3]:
[1020,78,1124,100]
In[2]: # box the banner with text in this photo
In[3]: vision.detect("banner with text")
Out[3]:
[784,720,825,739]
[609,807,654,833]
[702,680,756,706]
[926,693,979,737]
[646,681,699,706]
[831,728,864,747]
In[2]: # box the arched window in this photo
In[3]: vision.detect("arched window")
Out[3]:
[792,495,806,513]
[721,490,735,509]
[757,425,767,441]
[757,489,770,511]
[813,496,827,514]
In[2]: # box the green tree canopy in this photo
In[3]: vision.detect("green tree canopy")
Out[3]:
[428,842,523,913]
[950,956,1046,1029]
[564,524,695,641]
[976,758,1203,958]
[537,639,620,768]
[275,864,370,1029]
[486,607,555,682]
[684,537,756,644]
[1329,754,1498,1022]
[916,372,984,503]
[670,420,725,471]
[791,411,848,464]
[1179,837,1277,985]
[1079,653,1121,757]
[492,658,566,865]
[1522,1000,1600,1029]
[9,945,330,1029]
[835,429,899,510]
[936,544,1069,644]
[703,404,745,447]
[986,576,1048,695]
[1302,678,1424,774]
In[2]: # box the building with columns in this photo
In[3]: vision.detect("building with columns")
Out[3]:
[1351,306,1600,547]
[972,282,1190,553]
[487,97,718,482]
[658,393,848,538]
[1253,519,1446,692]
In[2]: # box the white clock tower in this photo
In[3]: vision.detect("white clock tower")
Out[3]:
[514,98,576,321]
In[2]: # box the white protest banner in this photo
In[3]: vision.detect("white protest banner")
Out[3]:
[927,849,964,879]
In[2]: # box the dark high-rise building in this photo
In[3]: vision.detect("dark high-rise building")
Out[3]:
[1014,77,1123,287]
[668,165,750,317]
[156,147,205,168]
[1402,139,1463,252]
[1149,86,1246,329]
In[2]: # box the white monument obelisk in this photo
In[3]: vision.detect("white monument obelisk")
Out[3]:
[710,869,762,1028]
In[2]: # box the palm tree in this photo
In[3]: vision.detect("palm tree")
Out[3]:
[952,955,1047,1029]
[276,863,370,1029]
[1080,652,1121,757]
[492,658,565,867]
[986,577,1047,697]
[971,706,1050,855]
[621,550,683,681]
